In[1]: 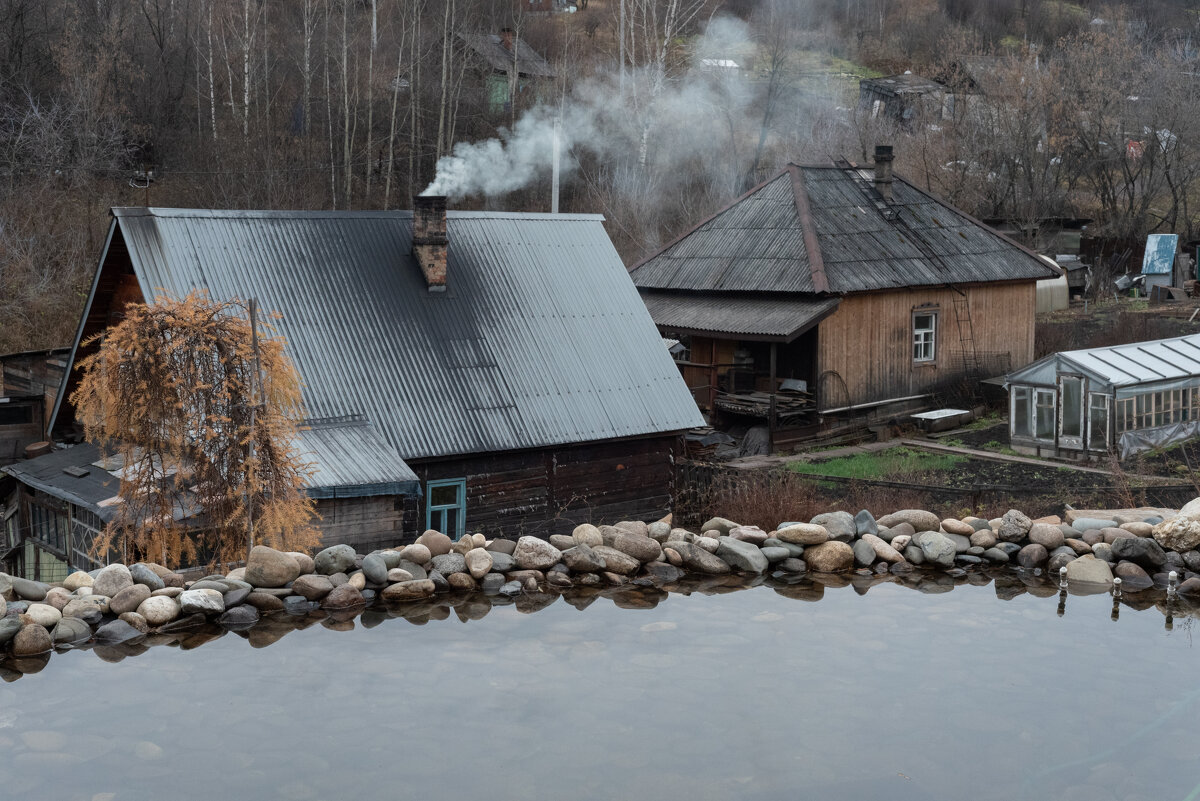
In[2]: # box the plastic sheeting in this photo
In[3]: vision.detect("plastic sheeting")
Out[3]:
[1118,421,1200,459]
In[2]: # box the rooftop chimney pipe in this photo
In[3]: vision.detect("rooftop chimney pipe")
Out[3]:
[413,195,448,292]
[874,145,894,202]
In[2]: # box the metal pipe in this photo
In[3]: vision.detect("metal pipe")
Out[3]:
[820,393,931,415]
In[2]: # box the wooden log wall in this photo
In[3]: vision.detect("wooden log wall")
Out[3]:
[413,435,679,540]
[816,282,1036,409]
[314,495,407,553]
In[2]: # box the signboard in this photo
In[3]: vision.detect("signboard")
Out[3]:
[1141,233,1178,275]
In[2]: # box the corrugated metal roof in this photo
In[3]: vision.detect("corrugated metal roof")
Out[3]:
[641,292,840,341]
[458,33,556,78]
[629,164,1059,296]
[111,207,703,463]
[296,417,419,498]
[860,73,947,96]
[1,443,122,521]
[1008,333,1200,388]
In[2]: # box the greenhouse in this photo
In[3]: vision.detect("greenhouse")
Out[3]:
[1004,333,1200,459]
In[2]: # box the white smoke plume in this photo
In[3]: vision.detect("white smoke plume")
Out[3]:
[422,16,764,203]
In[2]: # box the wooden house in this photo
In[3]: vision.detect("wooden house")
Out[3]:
[2,200,701,578]
[0,347,68,466]
[630,147,1059,445]
[459,30,555,116]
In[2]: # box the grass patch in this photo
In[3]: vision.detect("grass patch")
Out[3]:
[788,446,966,481]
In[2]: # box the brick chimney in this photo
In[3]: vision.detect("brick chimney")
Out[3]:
[413,195,447,292]
[500,27,515,51]
[873,144,894,202]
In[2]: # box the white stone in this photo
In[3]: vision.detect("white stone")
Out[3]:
[137,596,181,625]
[24,603,62,628]
[178,588,225,615]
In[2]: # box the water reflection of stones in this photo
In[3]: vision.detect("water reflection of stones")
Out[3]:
[5,564,1200,682]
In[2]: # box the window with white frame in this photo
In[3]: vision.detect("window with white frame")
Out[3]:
[1088,393,1109,451]
[912,311,937,363]
[1012,386,1032,437]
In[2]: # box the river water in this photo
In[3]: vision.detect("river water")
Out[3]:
[1,574,1197,801]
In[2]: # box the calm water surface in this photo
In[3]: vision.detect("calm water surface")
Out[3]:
[1,578,1198,801]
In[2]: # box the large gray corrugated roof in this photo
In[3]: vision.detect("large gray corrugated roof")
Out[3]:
[111,208,702,463]
[630,164,1058,295]
[641,292,839,342]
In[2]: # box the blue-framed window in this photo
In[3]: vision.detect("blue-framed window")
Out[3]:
[426,478,466,540]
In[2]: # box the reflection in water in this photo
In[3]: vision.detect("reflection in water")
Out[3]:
[1,569,1198,801]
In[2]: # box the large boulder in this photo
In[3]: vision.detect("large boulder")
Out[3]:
[663,541,730,574]
[561,545,607,573]
[1153,498,1200,553]
[92,564,134,599]
[1017,543,1049,568]
[700,517,738,536]
[715,537,769,573]
[292,574,334,601]
[1065,555,1114,586]
[861,533,905,564]
[854,509,878,537]
[572,524,603,547]
[916,531,957,568]
[609,531,662,563]
[63,571,94,592]
[179,588,225,615]
[810,512,856,542]
[1028,523,1065,551]
[361,553,389,584]
[23,603,62,628]
[136,596,181,626]
[802,541,854,573]
[129,564,166,591]
[381,579,437,601]
[591,546,641,575]
[465,548,493,580]
[108,584,152,616]
[775,524,829,546]
[245,546,302,588]
[313,544,357,576]
[997,510,1033,543]
[415,530,453,557]
[728,526,769,546]
[512,537,562,571]
[1111,536,1167,571]
[876,509,940,533]
[322,584,366,609]
[12,623,52,656]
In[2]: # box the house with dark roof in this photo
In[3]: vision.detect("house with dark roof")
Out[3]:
[858,73,952,125]
[630,146,1059,445]
[2,199,702,580]
[459,29,555,115]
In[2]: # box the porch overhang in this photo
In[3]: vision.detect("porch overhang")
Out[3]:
[640,292,840,343]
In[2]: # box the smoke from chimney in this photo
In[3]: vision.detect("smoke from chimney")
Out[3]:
[412,195,447,292]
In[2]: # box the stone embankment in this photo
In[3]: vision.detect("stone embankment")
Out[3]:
[4,500,1200,661]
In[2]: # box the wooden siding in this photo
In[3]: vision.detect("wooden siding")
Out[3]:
[412,435,678,540]
[817,282,1036,409]
[53,238,143,438]
[314,495,407,553]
